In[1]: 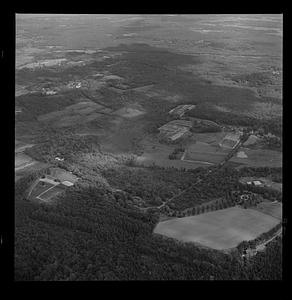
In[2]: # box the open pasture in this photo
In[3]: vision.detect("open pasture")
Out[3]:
[29,181,56,200]
[49,167,79,183]
[37,101,113,127]
[252,201,282,220]
[15,153,35,171]
[137,137,212,169]
[230,147,282,168]
[37,185,65,201]
[184,141,228,164]
[154,206,280,250]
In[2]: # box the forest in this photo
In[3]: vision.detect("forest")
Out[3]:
[24,127,100,163]
[15,170,282,280]
[185,103,282,137]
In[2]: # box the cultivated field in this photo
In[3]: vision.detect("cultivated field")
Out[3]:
[184,141,228,164]
[252,201,282,220]
[28,181,56,200]
[15,153,35,170]
[230,147,282,168]
[137,137,213,169]
[154,206,280,250]
[37,101,113,127]
[49,168,78,183]
[38,185,64,201]
[182,132,230,164]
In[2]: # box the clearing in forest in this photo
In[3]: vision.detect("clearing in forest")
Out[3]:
[154,206,280,250]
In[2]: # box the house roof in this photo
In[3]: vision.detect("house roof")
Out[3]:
[62,181,74,187]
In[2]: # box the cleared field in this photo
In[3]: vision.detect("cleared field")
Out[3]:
[15,153,34,169]
[154,206,280,250]
[38,185,65,201]
[29,181,55,200]
[184,141,228,164]
[49,168,78,183]
[137,137,213,169]
[114,105,145,118]
[253,201,282,220]
[230,147,282,168]
[137,152,211,169]
[37,101,113,127]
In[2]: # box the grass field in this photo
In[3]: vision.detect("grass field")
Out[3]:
[136,137,213,169]
[15,153,34,169]
[29,181,56,200]
[230,147,282,168]
[154,206,280,250]
[38,185,64,201]
[252,201,282,220]
[184,141,228,164]
[37,101,113,127]
[49,167,78,183]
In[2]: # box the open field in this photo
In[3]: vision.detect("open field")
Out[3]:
[37,185,65,201]
[137,136,214,169]
[184,141,228,164]
[154,206,280,250]
[230,147,282,168]
[252,201,282,220]
[15,153,35,169]
[49,167,78,183]
[37,101,114,127]
[28,181,56,200]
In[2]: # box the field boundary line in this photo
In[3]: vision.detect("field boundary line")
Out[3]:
[36,185,56,200]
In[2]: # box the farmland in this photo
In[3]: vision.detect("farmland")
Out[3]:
[230,147,282,168]
[15,15,282,281]
[252,201,282,220]
[154,206,280,250]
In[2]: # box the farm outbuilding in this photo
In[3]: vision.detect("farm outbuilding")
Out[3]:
[61,181,74,187]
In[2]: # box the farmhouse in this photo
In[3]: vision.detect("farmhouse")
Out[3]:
[61,181,74,187]
[169,105,196,118]
[252,180,262,186]
[55,157,64,161]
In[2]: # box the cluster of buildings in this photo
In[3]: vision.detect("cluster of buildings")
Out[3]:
[158,119,193,143]
[42,88,57,95]
[239,177,282,193]
[67,81,82,89]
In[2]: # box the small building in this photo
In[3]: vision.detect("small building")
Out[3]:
[55,157,64,161]
[252,180,262,186]
[61,181,74,187]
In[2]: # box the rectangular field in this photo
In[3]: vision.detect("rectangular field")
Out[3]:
[252,201,282,220]
[230,147,282,168]
[184,141,228,164]
[154,206,280,250]
[29,181,56,200]
[38,185,65,201]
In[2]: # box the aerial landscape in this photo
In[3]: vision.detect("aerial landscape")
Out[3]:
[15,14,282,281]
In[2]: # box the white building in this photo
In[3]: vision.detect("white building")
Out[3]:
[55,157,64,161]
[62,181,74,187]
